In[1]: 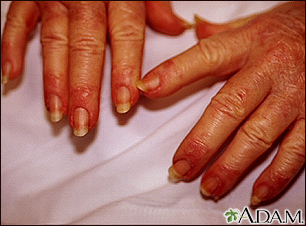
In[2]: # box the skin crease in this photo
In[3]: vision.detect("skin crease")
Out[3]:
[138,1,305,204]
[1,1,189,135]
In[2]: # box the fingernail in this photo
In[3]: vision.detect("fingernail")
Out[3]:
[136,76,160,92]
[73,107,89,137]
[49,94,63,122]
[178,17,194,29]
[116,86,131,114]
[168,159,191,182]
[201,177,220,198]
[193,14,205,24]
[251,185,269,206]
[1,62,11,84]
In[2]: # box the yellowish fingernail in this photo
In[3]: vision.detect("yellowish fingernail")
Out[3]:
[73,107,89,137]
[135,80,146,92]
[250,196,261,206]
[49,94,63,122]
[200,177,220,198]
[251,185,269,206]
[1,62,11,84]
[193,14,205,24]
[116,86,131,114]
[179,17,194,29]
[168,159,191,182]
[117,103,131,114]
[136,77,160,92]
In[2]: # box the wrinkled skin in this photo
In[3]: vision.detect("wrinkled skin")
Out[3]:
[1,1,190,136]
[137,1,305,205]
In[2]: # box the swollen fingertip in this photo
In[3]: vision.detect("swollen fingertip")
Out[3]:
[49,94,63,122]
[73,107,89,137]
[116,86,131,113]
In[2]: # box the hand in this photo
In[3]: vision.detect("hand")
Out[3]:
[1,1,191,136]
[136,1,305,205]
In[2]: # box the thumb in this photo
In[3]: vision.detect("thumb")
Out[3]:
[145,1,192,36]
[195,14,256,39]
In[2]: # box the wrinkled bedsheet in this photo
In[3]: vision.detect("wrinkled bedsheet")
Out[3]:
[1,1,304,224]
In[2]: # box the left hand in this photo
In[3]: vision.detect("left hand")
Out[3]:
[136,1,305,205]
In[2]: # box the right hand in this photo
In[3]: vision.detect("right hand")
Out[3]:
[1,1,191,136]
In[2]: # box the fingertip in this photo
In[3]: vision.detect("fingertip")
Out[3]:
[168,159,191,182]
[194,14,231,39]
[73,107,89,137]
[115,86,132,114]
[136,76,160,94]
[49,94,64,122]
[251,184,269,205]
[135,80,146,92]
[145,1,191,36]
[1,62,11,84]
[250,195,262,206]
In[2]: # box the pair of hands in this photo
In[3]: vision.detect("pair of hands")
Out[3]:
[1,1,305,206]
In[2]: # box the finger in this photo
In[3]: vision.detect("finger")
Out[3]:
[38,1,68,122]
[251,118,305,205]
[194,14,257,39]
[66,1,107,136]
[136,29,251,99]
[167,63,272,182]
[108,1,145,113]
[199,93,301,200]
[145,1,192,36]
[1,1,39,84]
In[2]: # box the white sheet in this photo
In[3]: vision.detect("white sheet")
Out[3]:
[1,1,304,224]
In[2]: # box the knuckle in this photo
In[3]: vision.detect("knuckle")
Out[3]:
[197,39,223,69]
[209,91,247,121]
[110,21,144,42]
[69,36,105,55]
[279,146,305,171]
[6,14,28,33]
[41,32,68,48]
[240,120,273,150]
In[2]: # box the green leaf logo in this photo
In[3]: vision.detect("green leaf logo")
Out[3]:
[224,209,239,223]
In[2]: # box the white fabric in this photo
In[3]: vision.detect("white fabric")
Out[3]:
[1,1,304,224]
